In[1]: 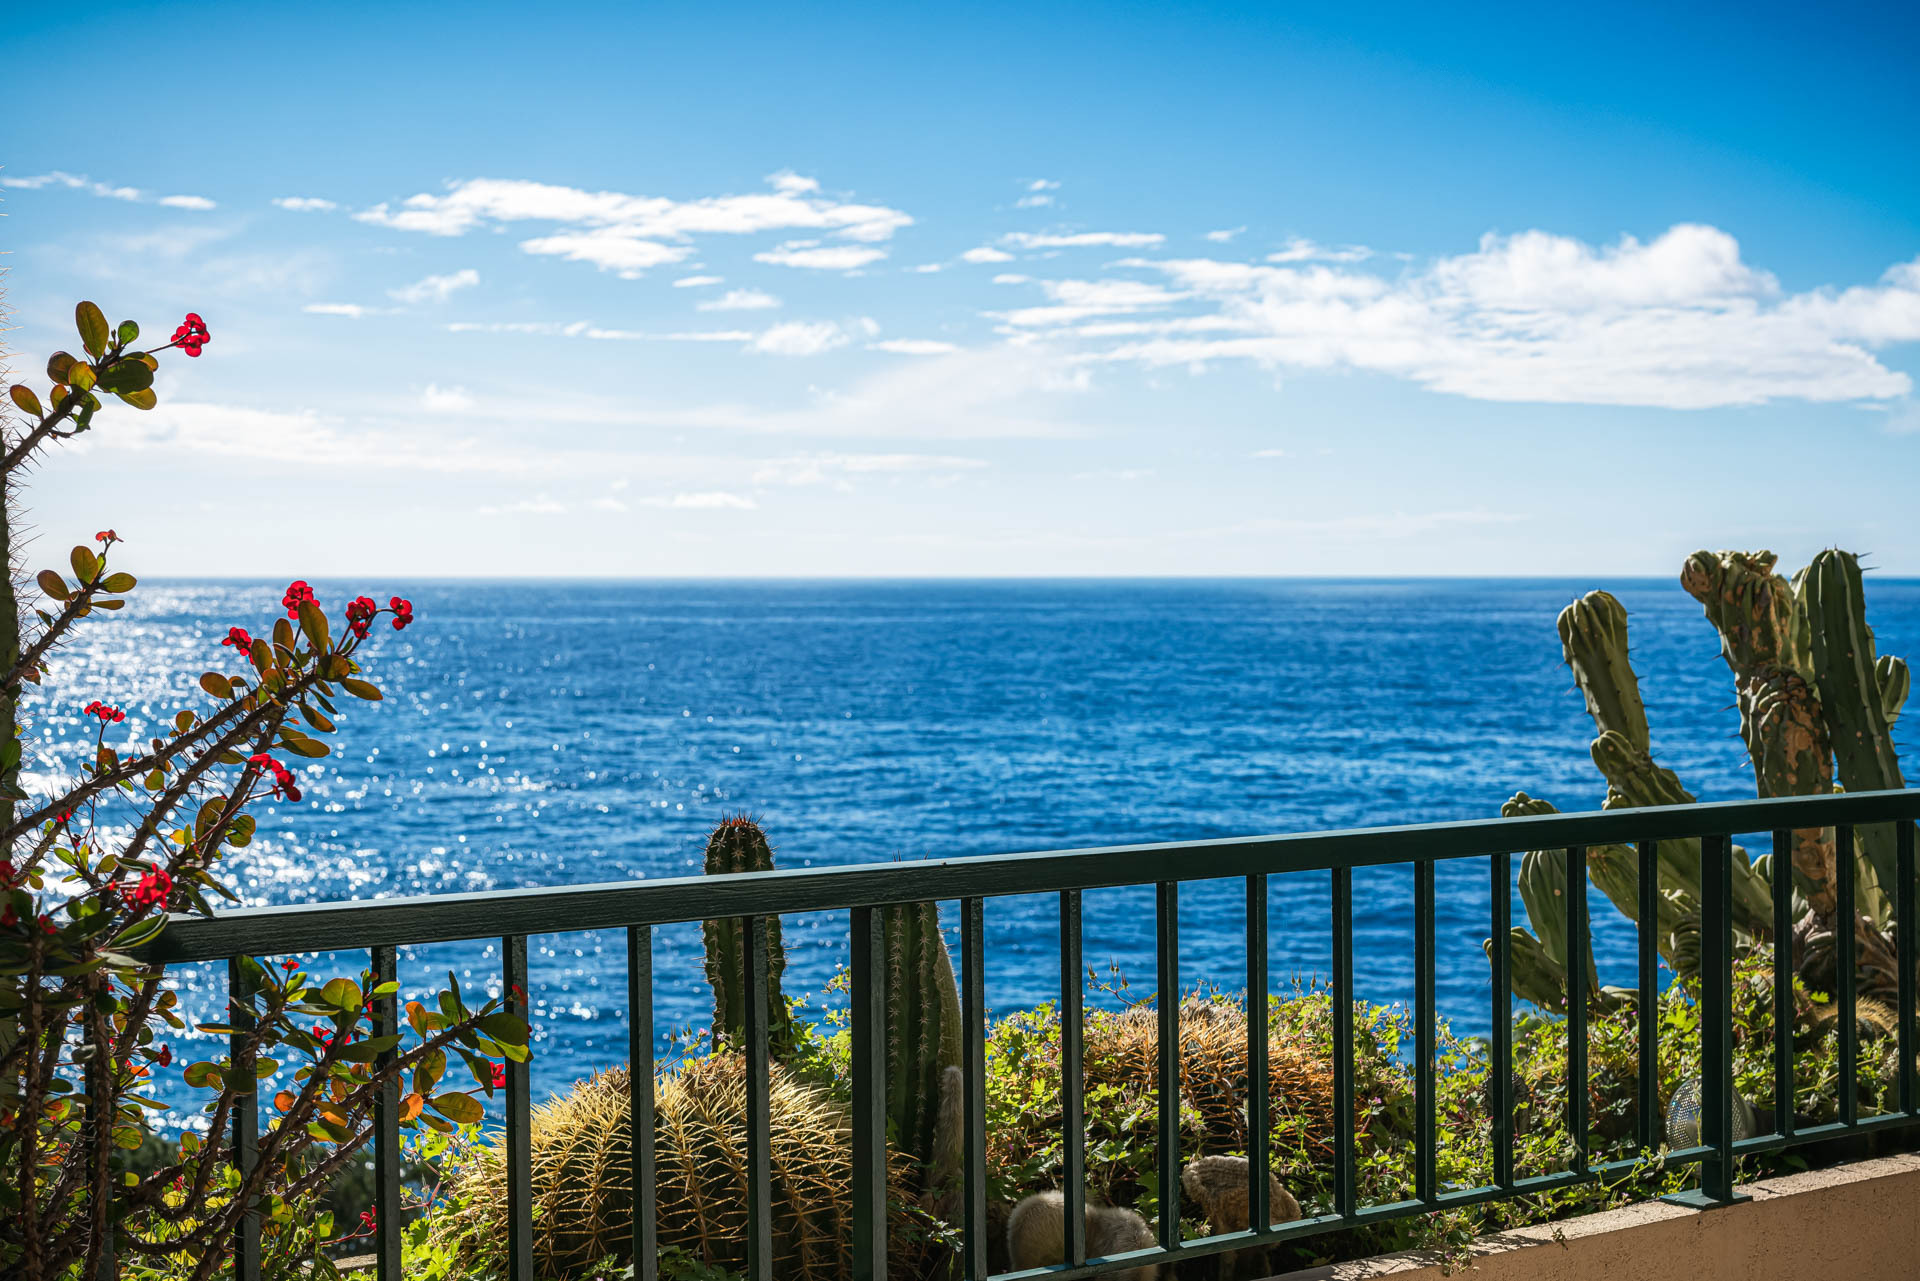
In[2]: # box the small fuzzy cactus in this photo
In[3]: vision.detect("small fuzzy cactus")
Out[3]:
[701,816,798,1055]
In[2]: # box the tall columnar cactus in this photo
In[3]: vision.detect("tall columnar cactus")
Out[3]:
[881,900,966,1186]
[1558,591,1651,755]
[702,816,798,1055]
[1800,549,1912,900]
[1680,550,1839,916]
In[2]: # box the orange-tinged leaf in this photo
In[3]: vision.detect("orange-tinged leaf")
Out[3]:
[274,1091,297,1112]
[400,1092,424,1123]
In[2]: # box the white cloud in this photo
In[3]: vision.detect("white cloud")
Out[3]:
[274,196,339,212]
[422,384,475,412]
[352,174,912,266]
[590,496,630,512]
[992,274,1031,285]
[572,327,758,342]
[907,263,945,274]
[870,339,960,355]
[752,452,988,486]
[644,491,758,510]
[1032,225,1920,409]
[1002,231,1165,249]
[753,240,888,271]
[389,268,481,304]
[117,401,540,475]
[1073,468,1155,481]
[304,303,371,318]
[1267,236,1373,264]
[1027,180,1061,192]
[673,275,723,287]
[479,494,568,516]
[697,288,781,311]
[749,321,849,356]
[2,171,214,209]
[1017,194,1056,209]
[1205,227,1246,243]
[996,278,1188,327]
[962,246,1015,264]
[1251,448,1288,458]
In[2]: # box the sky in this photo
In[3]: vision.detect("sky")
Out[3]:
[3,0,1919,578]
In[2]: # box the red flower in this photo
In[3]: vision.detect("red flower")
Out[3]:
[120,867,173,909]
[221,626,254,651]
[171,313,210,358]
[156,1045,173,1068]
[359,1208,377,1233]
[280,957,301,971]
[281,580,317,620]
[491,1062,507,1090]
[0,859,13,886]
[94,530,118,544]
[247,752,302,802]
[389,597,414,631]
[39,914,57,935]
[345,595,377,639]
[83,701,126,723]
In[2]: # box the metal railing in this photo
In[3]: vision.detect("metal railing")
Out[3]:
[134,788,1920,1281]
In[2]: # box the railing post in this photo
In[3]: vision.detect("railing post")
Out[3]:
[503,935,534,1281]
[1567,845,1589,1175]
[628,926,658,1281]
[1247,874,1272,1226]
[1413,860,1435,1204]
[371,945,402,1281]
[960,898,988,1280]
[1637,840,1660,1152]
[1331,867,1354,1219]
[850,909,887,1281]
[1771,829,1795,1140]
[1899,820,1917,1117]
[1838,825,1859,1128]
[229,956,261,1281]
[1666,834,1747,1208]
[1156,881,1183,1246]
[1061,890,1087,1266]
[743,916,773,1281]
[1491,854,1513,1190]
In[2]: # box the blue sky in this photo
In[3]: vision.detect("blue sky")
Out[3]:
[5,0,1919,577]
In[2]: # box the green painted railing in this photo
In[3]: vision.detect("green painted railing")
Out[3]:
[135,788,1920,1281]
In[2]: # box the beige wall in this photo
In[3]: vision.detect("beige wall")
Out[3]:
[1271,1152,1920,1281]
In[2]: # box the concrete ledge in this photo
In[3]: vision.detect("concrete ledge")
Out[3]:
[1272,1152,1920,1281]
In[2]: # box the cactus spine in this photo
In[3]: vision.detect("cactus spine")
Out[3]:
[881,901,966,1185]
[702,816,798,1056]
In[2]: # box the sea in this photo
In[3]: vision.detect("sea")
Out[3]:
[37,577,1920,1115]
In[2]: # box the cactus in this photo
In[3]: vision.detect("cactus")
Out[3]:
[1680,550,1838,916]
[431,1054,937,1280]
[1486,927,1576,1012]
[881,900,966,1186]
[1801,549,1912,904]
[1558,591,1651,753]
[701,816,798,1055]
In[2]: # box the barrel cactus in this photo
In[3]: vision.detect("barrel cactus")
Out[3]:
[702,816,798,1056]
[431,1054,935,1280]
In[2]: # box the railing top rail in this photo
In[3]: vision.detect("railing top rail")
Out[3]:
[138,788,1920,963]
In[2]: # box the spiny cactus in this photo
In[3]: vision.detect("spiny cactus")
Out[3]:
[1801,549,1913,900]
[882,900,966,1186]
[432,1054,936,1280]
[702,816,798,1055]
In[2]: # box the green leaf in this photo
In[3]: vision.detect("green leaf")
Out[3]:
[335,1034,400,1063]
[227,814,257,847]
[299,704,336,733]
[117,320,140,346]
[67,363,97,393]
[117,387,158,411]
[320,978,363,1012]
[430,1091,483,1125]
[201,672,234,699]
[100,572,137,593]
[46,351,76,383]
[298,600,330,650]
[35,570,69,602]
[280,734,330,759]
[95,361,153,395]
[70,546,100,584]
[477,1011,530,1047]
[8,385,42,417]
[76,302,110,358]
[341,678,382,701]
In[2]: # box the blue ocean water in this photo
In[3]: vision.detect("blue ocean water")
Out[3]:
[42,578,1920,1112]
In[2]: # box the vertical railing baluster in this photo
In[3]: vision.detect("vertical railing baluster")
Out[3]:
[628,926,658,1281]
[1771,829,1794,1138]
[1567,846,1589,1174]
[230,956,260,1281]
[1061,890,1087,1266]
[1899,820,1916,1117]
[850,909,887,1281]
[961,898,988,1281]
[744,916,773,1281]
[1247,874,1271,1229]
[1414,860,1436,1205]
[1156,881,1182,1248]
[1699,834,1734,1203]
[1837,826,1858,1127]
[1491,854,1513,1190]
[371,945,401,1281]
[1636,840,1660,1152]
[1332,867,1354,1219]
[504,935,534,1281]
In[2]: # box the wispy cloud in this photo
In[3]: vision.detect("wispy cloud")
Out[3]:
[304,303,375,318]
[870,338,960,355]
[751,452,988,486]
[673,275,723,287]
[1002,230,1165,249]
[1205,227,1246,243]
[274,196,338,212]
[643,491,758,509]
[421,384,475,412]
[1266,236,1372,263]
[389,268,480,304]
[753,240,887,271]
[749,321,850,356]
[2,170,215,209]
[962,246,1015,264]
[479,494,569,516]
[697,288,781,311]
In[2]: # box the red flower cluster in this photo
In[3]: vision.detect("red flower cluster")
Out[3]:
[491,1062,507,1090]
[390,596,414,631]
[172,312,210,358]
[280,957,301,971]
[94,529,118,544]
[221,626,254,651]
[155,1045,172,1068]
[345,595,378,639]
[359,1208,377,1233]
[83,701,126,723]
[282,580,317,620]
[122,867,173,909]
[0,858,14,886]
[248,752,302,802]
